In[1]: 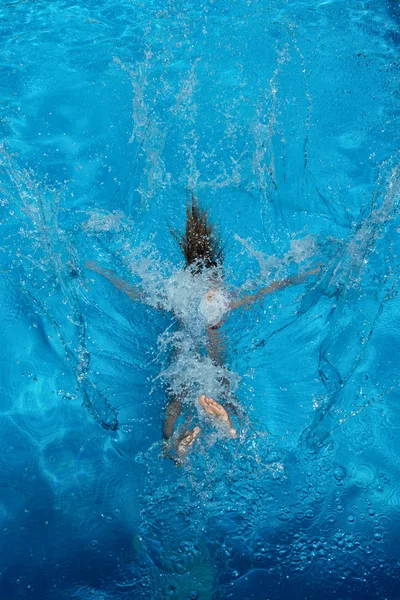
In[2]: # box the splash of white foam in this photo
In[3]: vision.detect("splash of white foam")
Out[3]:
[83,210,127,233]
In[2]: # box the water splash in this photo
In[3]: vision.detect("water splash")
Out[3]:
[0,148,119,431]
[300,163,400,451]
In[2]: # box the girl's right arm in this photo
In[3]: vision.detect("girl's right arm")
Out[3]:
[86,261,144,303]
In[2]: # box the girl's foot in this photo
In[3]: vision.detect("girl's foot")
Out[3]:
[198,395,237,438]
[176,426,201,457]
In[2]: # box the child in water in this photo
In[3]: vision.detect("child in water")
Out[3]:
[87,197,319,462]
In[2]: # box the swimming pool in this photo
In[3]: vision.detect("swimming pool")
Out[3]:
[1,0,400,598]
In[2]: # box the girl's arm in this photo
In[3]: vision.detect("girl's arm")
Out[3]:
[86,261,144,303]
[230,266,321,311]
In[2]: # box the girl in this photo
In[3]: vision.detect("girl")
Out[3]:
[87,197,319,461]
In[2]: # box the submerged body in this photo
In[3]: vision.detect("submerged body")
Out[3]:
[161,266,239,456]
[86,198,320,462]
[164,268,230,359]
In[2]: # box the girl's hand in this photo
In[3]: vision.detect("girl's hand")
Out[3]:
[307,262,323,276]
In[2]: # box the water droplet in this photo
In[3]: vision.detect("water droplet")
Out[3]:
[327,514,336,523]
[334,466,346,483]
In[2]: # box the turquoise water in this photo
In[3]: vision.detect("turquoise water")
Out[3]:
[1,0,400,598]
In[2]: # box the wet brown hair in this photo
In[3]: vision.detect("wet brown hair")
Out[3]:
[171,195,223,272]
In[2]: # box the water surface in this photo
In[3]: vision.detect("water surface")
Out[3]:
[1,0,400,598]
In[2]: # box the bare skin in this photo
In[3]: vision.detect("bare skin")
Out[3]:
[86,259,321,456]
[229,265,321,311]
[162,395,184,440]
[199,394,237,438]
[176,426,201,457]
[86,260,320,327]
[86,260,144,303]
[206,325,227,366]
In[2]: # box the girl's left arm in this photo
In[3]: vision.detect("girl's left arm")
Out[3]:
[230,265,321,311]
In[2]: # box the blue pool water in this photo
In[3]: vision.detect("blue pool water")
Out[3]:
[1,0,400,598]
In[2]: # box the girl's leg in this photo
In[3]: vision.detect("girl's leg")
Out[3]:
[163,394,201,462]
[206,327,226,366]
[162,395,183,440]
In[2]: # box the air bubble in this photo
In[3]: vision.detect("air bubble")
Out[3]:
[379,516,393,532]
[334,466,346,483]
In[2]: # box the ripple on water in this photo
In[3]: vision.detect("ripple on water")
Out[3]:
[381,403,400,430]
[68,586,117,599]
[337,130,365,150]
[379,485,400,514]
[12,378,75,448]
[41,443,77,486]
[378,515,394,532]
[0,486,26,521]
[349,462,376,488]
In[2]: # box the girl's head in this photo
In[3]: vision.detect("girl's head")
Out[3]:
[171,195,223,274]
